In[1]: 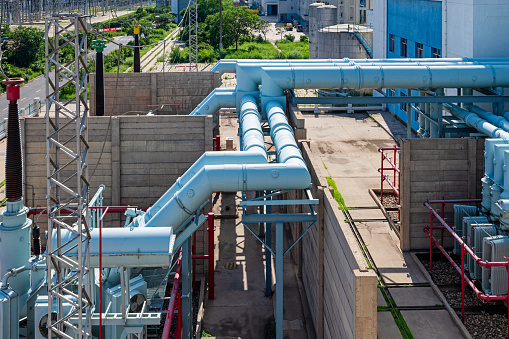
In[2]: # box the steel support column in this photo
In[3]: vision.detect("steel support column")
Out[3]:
[276,221,284,339]
[181,237,193,339]
[265,195,272,297]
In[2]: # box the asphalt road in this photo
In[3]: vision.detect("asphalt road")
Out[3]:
[0,35,133,120]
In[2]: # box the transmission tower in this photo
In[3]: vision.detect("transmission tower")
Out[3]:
[189,0,198,71]
[45,14,92,338]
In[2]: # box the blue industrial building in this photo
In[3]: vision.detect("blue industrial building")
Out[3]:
[383,0,442,131]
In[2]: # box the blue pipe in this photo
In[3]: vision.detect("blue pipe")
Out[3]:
[266,101,307,167]
[240,95,266,157]
[190,88,236,116]
[211,57,509,76]
[133,96,268,227]
[141,163,311,229]
[444,103,509,139]
[134,152,268,226]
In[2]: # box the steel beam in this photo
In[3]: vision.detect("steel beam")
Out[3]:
[291,95,509,105]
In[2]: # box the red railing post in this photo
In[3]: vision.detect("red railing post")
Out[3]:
[192,232,196,294]
[380,148,384,202]
[99,206,108,339]
[461,243,465,322]
[177,292,182,339]
[207,212,215,300]
[429,210,433,274]
[161,253,182,339]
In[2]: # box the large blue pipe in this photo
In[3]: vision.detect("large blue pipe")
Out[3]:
[211,58,509,76]
[266,101,307,167]
[140,163,310,228]
[133,95,268,227]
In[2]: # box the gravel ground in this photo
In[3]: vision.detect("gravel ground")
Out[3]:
[375,192,400,227]
[419,257,508,338]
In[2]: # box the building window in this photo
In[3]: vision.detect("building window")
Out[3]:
[415,42,423,58]
[400,38,407,57]
[432,47,441,58]
[389,34,395,52]
[387,89,395,97]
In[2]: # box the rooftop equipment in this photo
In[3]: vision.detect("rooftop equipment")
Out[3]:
[453,205,477,255]
[482,236,509,295]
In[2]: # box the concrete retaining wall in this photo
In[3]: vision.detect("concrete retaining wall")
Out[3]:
[21,115,213,275]
[89,72,220,116]
[295,141,377,339]
[400,138,484,251]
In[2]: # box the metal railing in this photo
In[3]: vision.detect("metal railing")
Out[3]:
[423,199,509,335]
[378,146,400,221]
[0,97,43,139]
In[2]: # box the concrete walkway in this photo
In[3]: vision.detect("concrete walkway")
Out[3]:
[303,110,466,338]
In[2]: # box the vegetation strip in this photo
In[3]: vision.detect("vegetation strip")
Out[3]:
[324,174,415,338]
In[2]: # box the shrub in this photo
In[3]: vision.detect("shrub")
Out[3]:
[284,34,295,42]
[254,34,264,43]
[286,49,302,59]
[300,35,309,42]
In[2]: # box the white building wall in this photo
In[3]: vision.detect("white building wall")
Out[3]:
[442,0,474,58]
[472,0,509,58]
[371,0,386,59]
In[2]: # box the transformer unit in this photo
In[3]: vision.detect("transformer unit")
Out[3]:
[0,287,19,339]
[453,205,477,255]
[462,216,489,267]
[468,224,496,279]
[482,236,509,295]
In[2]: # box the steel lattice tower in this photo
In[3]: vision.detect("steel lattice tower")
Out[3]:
[45,14,92,339]
[188,0,198,71]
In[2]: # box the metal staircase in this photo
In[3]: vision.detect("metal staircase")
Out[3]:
[352,27,373,58]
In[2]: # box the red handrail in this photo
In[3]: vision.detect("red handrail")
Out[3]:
[424,199,509,334]
[162,252,183,339]
[378,146,400,221]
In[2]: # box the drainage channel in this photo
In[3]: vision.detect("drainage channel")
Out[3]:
[339,203,437,339]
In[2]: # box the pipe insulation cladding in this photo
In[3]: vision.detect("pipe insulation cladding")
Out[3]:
[444,104,509,140]
[50,227,175,267]
[260,65,509,93]
[138,97,267,226]
[136,163,311,228]
[210,58,509,76]
[138,152,268,225]
[190,88,236,116]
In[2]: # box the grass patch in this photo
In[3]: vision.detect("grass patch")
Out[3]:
[377,306,391,312]
[200,330,213,337]
[326,176,347,211]
[223,41,279,59]
[275,40,309,59]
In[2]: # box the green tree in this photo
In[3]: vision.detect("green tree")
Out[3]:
[255,19,271,41]
[275,26,285,40]
[2,26,44,68]
[206,6,258,50]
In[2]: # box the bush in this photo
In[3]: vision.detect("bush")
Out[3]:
[300,35,309,42]
[286,49,302,59]
[254,34,264,43]
[284,34,295,42]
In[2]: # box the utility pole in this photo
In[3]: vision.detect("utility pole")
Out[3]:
[134,24,141,72]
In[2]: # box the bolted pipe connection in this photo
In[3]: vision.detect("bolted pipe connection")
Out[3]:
[3,78,24,201]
